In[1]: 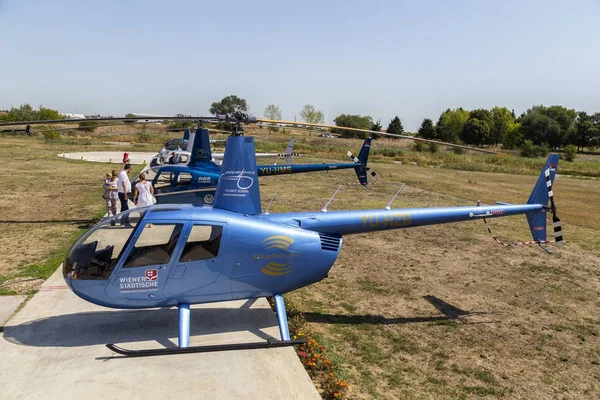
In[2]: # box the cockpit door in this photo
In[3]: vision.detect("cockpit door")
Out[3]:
[106,221,186,301]
[162,222,229,299]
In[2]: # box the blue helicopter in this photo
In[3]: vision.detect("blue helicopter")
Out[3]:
[140,128,374,205]
[155,128,294,167]
[63,126,563,357]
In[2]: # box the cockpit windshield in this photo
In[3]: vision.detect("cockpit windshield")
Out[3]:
[63,210,145,280]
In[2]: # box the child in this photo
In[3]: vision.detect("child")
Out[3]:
[102,173,111,200]
[103,172,119,217]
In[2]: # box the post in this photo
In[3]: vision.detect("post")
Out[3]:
[178,303,190,348]
[273,294,291,341]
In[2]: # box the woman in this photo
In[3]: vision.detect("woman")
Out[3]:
[104,170,119,218]
[133,173,155,207]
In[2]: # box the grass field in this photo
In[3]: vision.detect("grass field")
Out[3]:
[1,127,600,399]
[0,137,146,294]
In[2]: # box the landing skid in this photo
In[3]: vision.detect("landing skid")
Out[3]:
[106,295,299,358]
[106,339,307,357]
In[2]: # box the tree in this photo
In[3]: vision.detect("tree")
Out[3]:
[299,104,324,125]
[299,105,324,136]
[461,109,493,146]
[209,95,249,115]
[436,108,469,143]
[0,103,63,122]
[501,122,522,149]
[333,114,373,139]
[124,113,137,124]
[519,105,576,148]
[417,118,436,140]
[462,118,489,146]
[38,106,62,120]
[590,113,600,148]
[370,119,382,139]
[386,116,404,135]
[263,104,282,134]
[371,119,382,132]
[490,106,515,146]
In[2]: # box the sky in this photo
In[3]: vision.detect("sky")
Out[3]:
[0,0,599,131]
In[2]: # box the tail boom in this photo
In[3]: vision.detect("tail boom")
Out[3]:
[266,204,543,236]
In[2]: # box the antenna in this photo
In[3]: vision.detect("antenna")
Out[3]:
[265,192,278,215]
[385,184,405,210]
[321,185,343,212]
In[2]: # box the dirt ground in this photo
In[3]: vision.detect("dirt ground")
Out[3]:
[263,162,600,399]
[1,131,599,398]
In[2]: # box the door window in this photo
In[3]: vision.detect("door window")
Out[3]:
[154,172,174,191]
[124,223,183,268]
[179,225,223,262]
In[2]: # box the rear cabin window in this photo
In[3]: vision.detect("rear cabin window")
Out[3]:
[179,225,223,262]
[176,172,192,186]
[124,223,183,268]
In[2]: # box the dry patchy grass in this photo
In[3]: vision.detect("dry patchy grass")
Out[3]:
[1,131,599,398]
[0,137,143,294]
[259,161,600,399]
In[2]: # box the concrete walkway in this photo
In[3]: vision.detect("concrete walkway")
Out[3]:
[58,151,156,165]
[1,268,319,400]
[0,295,26,326]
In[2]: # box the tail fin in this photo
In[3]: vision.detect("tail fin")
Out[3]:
[213,136,262,214]
[284,139,295,165]
[347,137,373,185]
[183,129,190,141]
[187,128,213,167]
[525,154,563,244]
[186,131,195,152]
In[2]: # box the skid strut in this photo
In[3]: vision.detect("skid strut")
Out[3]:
[106,296,306,357]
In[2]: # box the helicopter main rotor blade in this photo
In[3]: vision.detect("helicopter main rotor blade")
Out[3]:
[0,116,222,127]
[258,118,507,156]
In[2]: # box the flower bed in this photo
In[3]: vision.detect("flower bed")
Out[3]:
[268,297,349,399]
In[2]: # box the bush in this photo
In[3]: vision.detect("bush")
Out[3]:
[42,130,60,141]
[124,113,136,124]
[563,144,577,162]
[78,120,99,132]
[520,140,549,158]
[413,141,425,152]
[428,142,439,153]
[138,132,150,143]
[452,146,465,154]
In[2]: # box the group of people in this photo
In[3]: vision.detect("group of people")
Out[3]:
[103,163,155,218]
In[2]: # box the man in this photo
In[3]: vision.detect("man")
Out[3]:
[158,145,168,165]
[117,164,132,216]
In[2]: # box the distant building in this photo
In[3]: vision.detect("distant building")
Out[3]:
[130,113,164,124]
[60,113,87,119]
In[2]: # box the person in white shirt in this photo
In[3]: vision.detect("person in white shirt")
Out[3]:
[117,163,132,214]
[133,173,155,207]
[158,145,168,164]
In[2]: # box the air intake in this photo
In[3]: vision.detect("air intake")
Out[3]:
[319,233,341,251]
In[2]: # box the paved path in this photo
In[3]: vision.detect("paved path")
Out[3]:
[58,151,156,165]
[1,268,319,400]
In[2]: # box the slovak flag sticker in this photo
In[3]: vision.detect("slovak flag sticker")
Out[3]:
[145,269,158,281]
